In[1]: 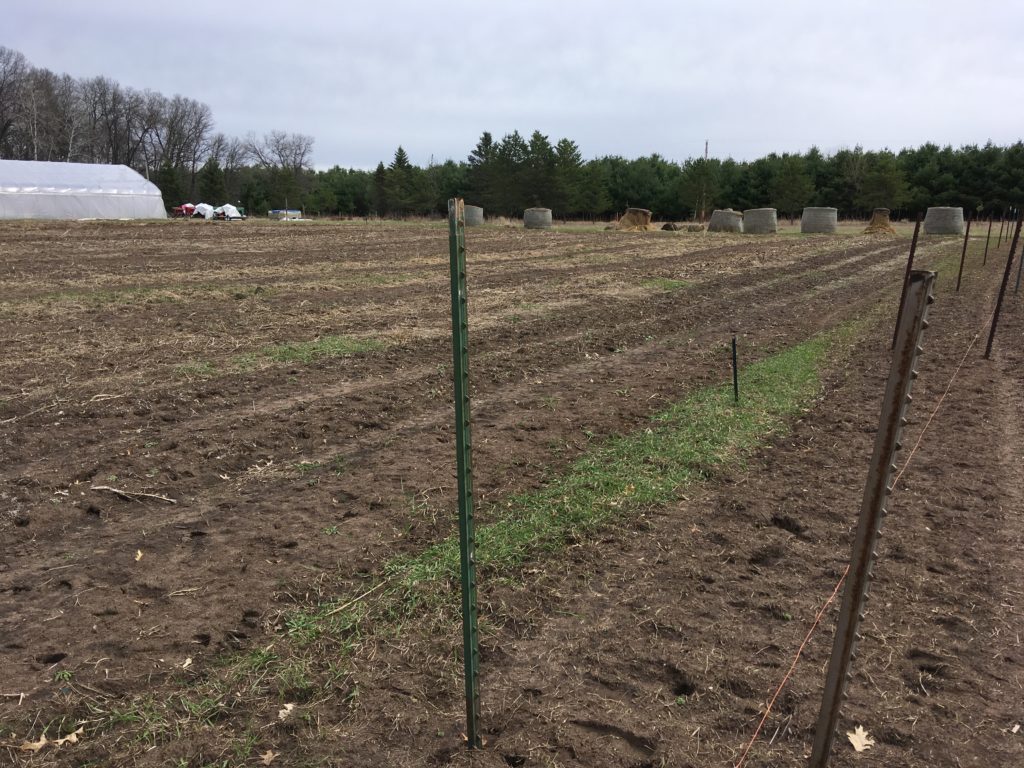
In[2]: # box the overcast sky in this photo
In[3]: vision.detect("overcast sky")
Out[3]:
[8,0,1024,169]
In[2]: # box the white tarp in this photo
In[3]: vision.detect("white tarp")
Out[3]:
[193,203,215,220]
[0,160,167,220]
[215,203,243,219]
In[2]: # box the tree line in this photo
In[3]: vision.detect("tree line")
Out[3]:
[2,46,1022,220]
[0,46,312,213]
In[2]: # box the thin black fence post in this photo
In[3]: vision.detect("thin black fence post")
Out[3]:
[731,334,739,403]
[955,216,972,292]
[985,214,1023,359]
[983,217,993,265]
[892,214,922,349]
[1016,236,1024,294]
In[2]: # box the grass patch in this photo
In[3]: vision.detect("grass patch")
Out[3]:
[175,360,217,378]
[373,333,831,616]
[46,326,861,760]
[234,335,382,368]
[642,277,693,292]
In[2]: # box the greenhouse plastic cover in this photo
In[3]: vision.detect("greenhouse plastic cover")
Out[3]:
[0,159,167,220]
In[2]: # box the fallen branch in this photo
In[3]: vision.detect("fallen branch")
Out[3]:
[90,485,176,504]
[86,393,125,403]
[0,399,64,425]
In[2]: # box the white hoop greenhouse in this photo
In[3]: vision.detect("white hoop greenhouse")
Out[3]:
[0,160,167,220]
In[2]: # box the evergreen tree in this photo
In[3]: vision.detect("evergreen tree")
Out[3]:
[467,132,497,210]
[855,151,907,214]
[493,131,529,214]
[677,157,719,221]
[770,155,814,221]
[372,161,389,215]
[197,157,226,204]
[553,138,584,217]
[154,162,187,208]
[524,130,556,209]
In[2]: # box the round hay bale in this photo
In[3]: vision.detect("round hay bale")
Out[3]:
[686,223,705,232]
[616,207,653,231]
[924,206,964,235]
[524,207,552,229]
[743,208,778,234]
[708,209,743,233]
[864,208,896,235]
[800,207,838,234]
[464,205,484,227]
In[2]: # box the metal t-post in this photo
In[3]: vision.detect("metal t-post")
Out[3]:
[983,217,993,265]
[955,217,972,292]
[448,197,481,748]
[891,214,922,349]
[985,214,1023,359]
[731,334,739,403]
[808,270,936,768]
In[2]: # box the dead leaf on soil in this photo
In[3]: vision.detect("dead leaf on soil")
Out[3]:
[847,725,875,752]
[182,657,192,669]
[54,726,84,746]
[278,703,296,721]
[134,549,143,562]
[19,735,47,752]
[260,750,278,765]
[17,725,84,752]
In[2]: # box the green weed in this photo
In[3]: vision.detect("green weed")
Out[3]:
[642,277,692,292]
[235,335,382,368]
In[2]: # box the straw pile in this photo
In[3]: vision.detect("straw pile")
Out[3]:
[616,207,653,232]
[863,208,896,235]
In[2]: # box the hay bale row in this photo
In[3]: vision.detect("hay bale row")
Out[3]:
[708,209,743,233]
[743,208,778,234]
[924,206,964,235]
[800,207,837,234]
[524,207,552,229]
[464,204,484,227]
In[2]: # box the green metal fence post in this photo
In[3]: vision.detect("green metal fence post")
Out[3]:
[448,197,482,748]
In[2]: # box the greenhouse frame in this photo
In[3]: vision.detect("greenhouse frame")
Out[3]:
[0,160,167,220]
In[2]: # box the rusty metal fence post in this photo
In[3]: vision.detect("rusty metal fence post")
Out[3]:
[891,214,922,349]
[984,214,1022,359]
[808,270,937,768]
[955,217,972,291]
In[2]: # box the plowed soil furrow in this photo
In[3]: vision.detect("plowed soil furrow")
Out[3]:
[0,220,969,748]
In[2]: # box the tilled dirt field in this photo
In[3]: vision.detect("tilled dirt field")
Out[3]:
[0,219,1018,766]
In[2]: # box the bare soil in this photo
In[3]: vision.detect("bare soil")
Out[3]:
[0,220,1019,766]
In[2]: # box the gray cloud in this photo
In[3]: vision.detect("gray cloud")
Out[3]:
[8,0,1024,168]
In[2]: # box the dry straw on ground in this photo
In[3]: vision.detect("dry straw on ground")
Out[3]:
[864,208,896,235]
[615,208,653,232]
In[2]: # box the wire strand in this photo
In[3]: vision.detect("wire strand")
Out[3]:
[735,287,994,767]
